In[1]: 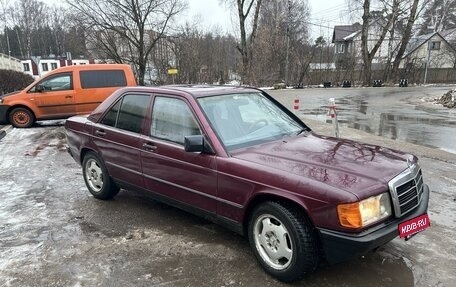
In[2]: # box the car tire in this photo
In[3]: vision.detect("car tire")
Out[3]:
[248,201,319,282]
[82,152,119,200]
[9,107,35,128]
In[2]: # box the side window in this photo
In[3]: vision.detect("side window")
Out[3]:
[430,41,441,50]
[101,94,150,133]
[30,73,73,92]
[80,70,127,89]
[150,97,201,145]
[338,43,345,53]
[101,100,121,127]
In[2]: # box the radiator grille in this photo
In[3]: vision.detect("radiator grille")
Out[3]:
[388,164,423,217]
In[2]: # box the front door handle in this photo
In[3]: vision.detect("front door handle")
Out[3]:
[65,95,73,99]
[95,129,106,136]
[142,142,157,151]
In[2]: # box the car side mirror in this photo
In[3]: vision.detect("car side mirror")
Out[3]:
[184,135,204,153]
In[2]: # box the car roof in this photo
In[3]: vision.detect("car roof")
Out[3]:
[49,63,131,74]
[89,85,264,122]
[159,85,261,98]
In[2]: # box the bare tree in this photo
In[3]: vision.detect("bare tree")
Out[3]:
[419,0,456,33]
[389,0,423,82]
[233,0,262,85]
[10,0,45,58]
[68,0,186,85]
[252,0,310,86]
[360,0,399,85]
[172,22,238,85]
[0,0,11,56]
[49,6,68,57]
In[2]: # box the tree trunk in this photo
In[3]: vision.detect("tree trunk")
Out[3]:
[391,0,420,82]
[361,0,399,86]
[235,0,262,85]
[361,0,371,86]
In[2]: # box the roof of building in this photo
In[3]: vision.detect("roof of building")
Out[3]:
[403,28,456,59]
[332,23,362,43]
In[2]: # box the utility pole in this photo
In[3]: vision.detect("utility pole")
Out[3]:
[424,41,432,84]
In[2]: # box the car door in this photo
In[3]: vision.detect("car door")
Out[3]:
[91,93,151,188]
[30,72,75,118]
[140,95,218,214]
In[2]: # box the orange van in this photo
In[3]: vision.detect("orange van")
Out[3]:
[0,64,136,128]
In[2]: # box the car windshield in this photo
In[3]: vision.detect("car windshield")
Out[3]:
[198,92,306,151]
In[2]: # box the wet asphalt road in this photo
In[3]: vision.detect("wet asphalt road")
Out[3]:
[1,87,455,286]
[269,86,456,154]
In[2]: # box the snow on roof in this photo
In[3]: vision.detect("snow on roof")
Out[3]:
[343,31,361,41]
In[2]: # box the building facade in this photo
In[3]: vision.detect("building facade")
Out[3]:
[0,54,22,72]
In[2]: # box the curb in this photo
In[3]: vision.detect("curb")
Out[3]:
[0,125,13,140]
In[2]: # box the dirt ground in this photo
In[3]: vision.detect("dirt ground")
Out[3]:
[0,88,455,286]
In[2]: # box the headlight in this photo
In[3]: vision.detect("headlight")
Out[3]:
[337,193,392,228]
[0,98,3,104]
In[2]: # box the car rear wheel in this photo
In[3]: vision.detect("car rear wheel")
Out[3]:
[9,107,35,128]
[248,201,319,282]
[82,152,119,200]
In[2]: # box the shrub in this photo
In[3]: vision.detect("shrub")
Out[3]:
[0,69,35,95]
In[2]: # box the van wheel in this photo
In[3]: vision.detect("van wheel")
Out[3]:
[82,152,119,200]
[248,201,319,282]
[9,107,35,128]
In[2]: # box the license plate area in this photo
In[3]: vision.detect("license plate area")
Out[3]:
[398,213,430,239]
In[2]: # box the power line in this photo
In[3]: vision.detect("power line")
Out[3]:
[311,3,348,16]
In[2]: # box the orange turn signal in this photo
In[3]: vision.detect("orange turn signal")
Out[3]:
[337,202,362,228]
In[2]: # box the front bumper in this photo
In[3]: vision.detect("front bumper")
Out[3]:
[0,105,9,124]
[318,184,430,264]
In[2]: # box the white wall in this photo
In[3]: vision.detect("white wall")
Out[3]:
[0,54,22,72]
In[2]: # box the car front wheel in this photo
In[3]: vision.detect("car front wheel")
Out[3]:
[82,152,119,200]
[9,107,35,128]
[248,201,319,282]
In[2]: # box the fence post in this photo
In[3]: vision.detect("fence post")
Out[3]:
[328,98,339,138]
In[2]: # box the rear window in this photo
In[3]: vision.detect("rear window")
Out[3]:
[80,70,127,89]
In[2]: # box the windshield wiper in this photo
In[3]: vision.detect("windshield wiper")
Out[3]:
[295,128,309,136]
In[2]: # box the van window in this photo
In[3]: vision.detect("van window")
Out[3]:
[29,73,73,92]
[80,70,127,89]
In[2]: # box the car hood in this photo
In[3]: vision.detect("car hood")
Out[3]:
[0,91,20,99]
[231,132,414,199]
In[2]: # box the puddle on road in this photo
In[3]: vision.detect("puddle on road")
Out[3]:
[300,94,456,154]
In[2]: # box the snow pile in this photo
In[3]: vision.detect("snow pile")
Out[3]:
[436,89,456,108]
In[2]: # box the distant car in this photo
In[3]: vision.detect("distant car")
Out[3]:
[65,85,430,282]
[0,64,136,128]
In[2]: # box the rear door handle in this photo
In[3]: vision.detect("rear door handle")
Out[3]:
[95,129,106,136]
[142,142,157,151]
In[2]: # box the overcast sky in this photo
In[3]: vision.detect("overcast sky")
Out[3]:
[43,0,348,40]
[184,0,347,39]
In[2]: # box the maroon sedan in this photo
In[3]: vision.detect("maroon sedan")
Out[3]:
[65,85,429,282]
